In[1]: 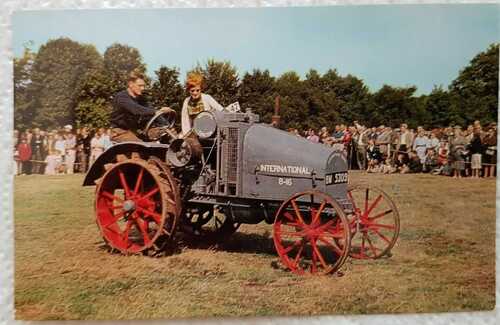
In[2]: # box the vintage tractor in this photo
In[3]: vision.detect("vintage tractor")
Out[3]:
[83,107,400,275]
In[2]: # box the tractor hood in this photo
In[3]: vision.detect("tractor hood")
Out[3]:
[242,124,342,178]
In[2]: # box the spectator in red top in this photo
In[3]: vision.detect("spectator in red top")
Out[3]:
[17,137,32,175]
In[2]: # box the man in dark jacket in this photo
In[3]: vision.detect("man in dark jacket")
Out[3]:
[110,70,172,142]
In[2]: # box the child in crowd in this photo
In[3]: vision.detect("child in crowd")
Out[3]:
[423,148,439,173]
[381,157,396,174]
[366,139,382,173]
[44,149,63,175]
[408,150,423,173]
[395,153,409,174]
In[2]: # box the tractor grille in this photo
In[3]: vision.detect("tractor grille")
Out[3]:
[226,128,238,182]
[220,127,239,195]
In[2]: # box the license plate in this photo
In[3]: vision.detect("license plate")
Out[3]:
[325,172,348,185]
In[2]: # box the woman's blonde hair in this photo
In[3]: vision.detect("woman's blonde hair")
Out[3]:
[185,72,204,90]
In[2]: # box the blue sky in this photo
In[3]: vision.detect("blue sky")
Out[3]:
[12,4,499,95]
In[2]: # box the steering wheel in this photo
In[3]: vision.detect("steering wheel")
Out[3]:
[142,109,177,141]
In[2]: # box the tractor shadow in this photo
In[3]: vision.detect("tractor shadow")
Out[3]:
[176,230,278,256]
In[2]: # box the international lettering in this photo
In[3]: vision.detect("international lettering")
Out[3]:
[259,164,311,175]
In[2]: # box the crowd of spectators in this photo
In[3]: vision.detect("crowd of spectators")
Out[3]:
[289,120,497,178]
[13,125,112,175]
[13,119,497,179]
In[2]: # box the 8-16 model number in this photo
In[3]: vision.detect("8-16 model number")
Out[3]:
[278,177,293,186]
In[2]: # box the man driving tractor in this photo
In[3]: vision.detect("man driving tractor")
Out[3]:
[110,70,172,142]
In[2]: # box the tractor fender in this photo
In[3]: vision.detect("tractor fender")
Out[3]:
[82,141,169,186]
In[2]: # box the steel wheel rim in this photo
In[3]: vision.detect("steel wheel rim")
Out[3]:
[346,185,400,259]
[95,160,168,254]
[273,191,351,275]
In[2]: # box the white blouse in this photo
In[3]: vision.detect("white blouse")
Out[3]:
[181,93,224,136]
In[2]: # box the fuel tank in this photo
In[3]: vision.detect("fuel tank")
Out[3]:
[241,124,349,203]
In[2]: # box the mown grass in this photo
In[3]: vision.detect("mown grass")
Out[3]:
[14,172,496,320]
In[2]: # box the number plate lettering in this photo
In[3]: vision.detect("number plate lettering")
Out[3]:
[325,172,348,185]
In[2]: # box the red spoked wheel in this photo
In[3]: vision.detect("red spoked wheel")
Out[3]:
[346,185,400,259]
[273,191,351,275]
[95,153,179,254]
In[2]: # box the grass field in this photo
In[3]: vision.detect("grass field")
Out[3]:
[14,171,496,320]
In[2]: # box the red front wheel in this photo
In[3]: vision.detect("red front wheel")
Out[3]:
[346,185,400,259]
[273,191,351,275]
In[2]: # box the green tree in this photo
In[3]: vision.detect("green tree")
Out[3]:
[238,69,276,123]
[74,70,113,128]
[104,43,147,94]
[190,59,239,106]
[368,85,418,128]
[149,66,184,113]
[275,71,309,130]
[14,46,36,130]
[421,86,453,127]
[449,43,499,125]
[29,38,103,128]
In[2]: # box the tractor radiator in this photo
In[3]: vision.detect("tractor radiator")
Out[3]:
[220,127,239,195]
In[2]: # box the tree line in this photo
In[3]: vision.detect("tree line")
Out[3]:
[14,37,498,131]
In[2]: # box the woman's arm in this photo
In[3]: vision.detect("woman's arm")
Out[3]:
[181,97,191,136]
[203,94,224,112]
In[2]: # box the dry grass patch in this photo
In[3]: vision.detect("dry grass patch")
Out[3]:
[14,172,495,320]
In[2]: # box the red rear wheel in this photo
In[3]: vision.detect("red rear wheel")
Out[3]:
[273,191,351,275]
[346,185,400,259]
[95,154,179,254]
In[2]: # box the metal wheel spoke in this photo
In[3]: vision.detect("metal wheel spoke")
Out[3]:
[311,240,328,269]
[136,218,151,246]
[369,209,393,221]
[323,227,346,239]
[315,219,335,232]
[290,200,306,225]
[101,191,124,202]
[312,200,326,225]
[368,228,392,244]
[347,190,359,213]
[318,236,343,255]
[311,247,318,273]
[368,223,395,230]
[118,169,131,198]
[360,235,367,257]
[365,234,379,256]
[293,244,304,267]
[141,187,159,200]
[281,210,293,220]
[279,230,305,237]
[133,167,144,195]
[102,211,127,228]
[365,194,383,217]
[122,220,134,247]
[136,207,162,224]
[282,239,303,254]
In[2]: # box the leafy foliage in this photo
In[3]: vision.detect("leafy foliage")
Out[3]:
[149,66,184,113]
[104,43,147,94]
[190,59,239,106]
[28,38,103,128]
[13,38,498,132]
[449,44,499,125]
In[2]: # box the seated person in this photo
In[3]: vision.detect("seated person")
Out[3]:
[423,148,439,173]
[395,153,409,174]
[110,70,172,142]
[408,150,423,173]
[181,72,224,137]
[381,157,397,174]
